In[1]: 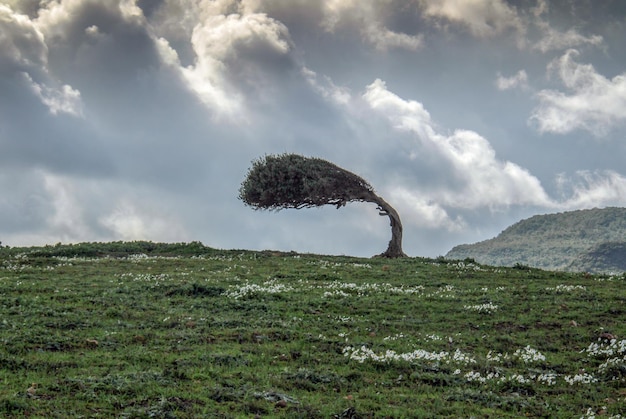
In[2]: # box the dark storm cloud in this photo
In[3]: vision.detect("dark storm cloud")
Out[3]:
[0,4,107,175]
[38,0,165,112]
[136,0,165,19]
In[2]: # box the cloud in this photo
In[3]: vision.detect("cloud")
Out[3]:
[533,27,603,53]
[389,187,466,231]
[0,170,51,235]
[419,0,524,38]
[0,3,84,115]
[22,72,84,116]
[362,79,552,213]
[41,171,92,242]
[149,4,298,119]
[0,168,192,246]
[556,170,626,209]
[530,0,604,53]
[321,0,423,50]
[32,0,168,106]
[495,70,528,91]
[302,67,351,105]
[2,170,100,245]
[530,49,626,136]
[0,4,47,74]
[34,0,146,40]
[359,78,626,240]
[100,200,189,242]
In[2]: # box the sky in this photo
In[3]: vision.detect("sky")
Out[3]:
[1,0,626,258]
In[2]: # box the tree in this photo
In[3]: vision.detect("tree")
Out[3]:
[238,153,407,258]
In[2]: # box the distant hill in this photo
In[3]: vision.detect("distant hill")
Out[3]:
[445,207,626,272]
[567,241,626,273]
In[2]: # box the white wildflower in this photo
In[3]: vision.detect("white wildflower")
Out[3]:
[464,302,498,313]
[545,284,586,292]
[564,373,598,385]
[514,345,546,363]
[342,346,475,366]
[383,334,405,342]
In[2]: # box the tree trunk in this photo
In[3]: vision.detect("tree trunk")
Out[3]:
[372,195,407,258]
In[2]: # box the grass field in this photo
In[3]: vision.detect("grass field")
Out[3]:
[0,242,625,418]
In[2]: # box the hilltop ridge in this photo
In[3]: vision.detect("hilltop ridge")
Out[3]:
[446,207,626,272]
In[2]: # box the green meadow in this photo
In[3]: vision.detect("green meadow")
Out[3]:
[0,242,624,418]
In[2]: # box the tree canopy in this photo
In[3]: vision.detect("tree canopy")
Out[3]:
[239,153,406,257]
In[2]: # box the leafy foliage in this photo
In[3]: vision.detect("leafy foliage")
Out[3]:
[239,153,407,258]
[239,154,376,210]
[446,207,626,272]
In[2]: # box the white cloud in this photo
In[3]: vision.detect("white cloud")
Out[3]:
[419,0,524,38]
[119,0,144,20]
[390,187,466,231]
[302,67,351,105]
[362,78,552,213]
[174,11,293,118]
[495,70,528,91]
[35,0,146,39]
[41,171,91,242]
[23,72,83,116]
[361,78,626,237]
[144,0,238,51]
[0,168,190,246]
[363,78,434,138]
[34,0,90,40]
[154,36,180,66]
[556,170,626,209]
[189,12,290,63]
[530,49,626,136]
[100,200,188,242]
[148,5,285,117]
[0,4,48,73]
[362,20,424,51]
[0,3,84,116]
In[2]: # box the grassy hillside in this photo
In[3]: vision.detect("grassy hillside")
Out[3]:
[0,242,625,417]
[568,242,626,273]
[446,207,626,272]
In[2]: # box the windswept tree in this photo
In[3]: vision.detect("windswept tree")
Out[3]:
[239,153,407,258]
